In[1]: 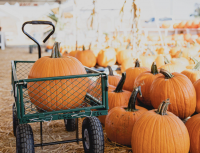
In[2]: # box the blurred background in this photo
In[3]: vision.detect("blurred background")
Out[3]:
[0,0,199,51]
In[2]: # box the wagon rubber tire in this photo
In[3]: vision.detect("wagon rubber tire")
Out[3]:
[13,103,19,137]
[82,116,104,153]
[64,119,76,131]
[16,124,35,153]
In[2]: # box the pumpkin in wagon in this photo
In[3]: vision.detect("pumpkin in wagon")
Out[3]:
[28,42,88,111]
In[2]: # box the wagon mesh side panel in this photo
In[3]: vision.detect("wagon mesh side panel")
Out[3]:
[23,76,102,114]
[16,62,34,80]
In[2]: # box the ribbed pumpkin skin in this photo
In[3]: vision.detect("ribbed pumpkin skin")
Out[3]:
[116,50,133,65]
[131,110,190,153]
[181,70,200,83]
[150,73,196,119]
[105,106,147,145]
[108,75,121,86]
[185,114,200,153]
[123,67,150,91]
[193,80,200,113]
[75,50,96,67]
[98,90,132,125]
[134,71,162,107]
[28,56,87,111]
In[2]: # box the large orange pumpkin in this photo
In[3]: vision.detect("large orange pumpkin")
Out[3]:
[132,99,190,153]
[97,46,116,67]
[105,86,147,145]
[134,62,162,107]
[28,42,88,111]
[75,46,96,67]
[107,66,121,86]
[123,59,150,91]
[185,114,200,153]
[98,73,132,125]
[181,62,200,83]
[193,79,200,113]
[150,68,196,119]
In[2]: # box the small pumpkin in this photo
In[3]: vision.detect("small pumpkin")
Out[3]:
[132,99,190,153]
[150,68,196,119]
[98,73,132,125]
[123,59,150,91]
[75,45,96,67]
[105,86,147,145]
[185,114,200,153]
[185,20,193,28]
[97,46,116,67]
[193,79,200,113]
[62,51,69,58]
[107,66,121,86]
[181,62,200,83]
[134,62,162,107]
[178,21,186,28]
[28,42,88,111]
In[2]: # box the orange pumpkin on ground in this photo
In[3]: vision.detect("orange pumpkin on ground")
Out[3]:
[181,62,200,83]
[75,46,96,67]
[105,86,147,145]
[69,50,79,57]
[193,79,200,113]
[123,59,150,91]
[185,114,200,153]
[28,42,88,111]
[169,42,182,57]
[107,66,121,86]
[121,58,135,73]
[140,48,157,69]
[98,73,132,125]
[62,51,69,58]
[97,46,116,67]
[132,99,190,153]
[150,68,196,119]
[116,43,133,65]
[134,62,162,107]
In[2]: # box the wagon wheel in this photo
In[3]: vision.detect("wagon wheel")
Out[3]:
[64,119,76,131]
[16,124,35,153]
[82,117,104,153]
[13,103,19,137]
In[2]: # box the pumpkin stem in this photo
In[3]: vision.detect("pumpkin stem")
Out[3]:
[107,66,114,76]
[114,72,126,93]
[127,86,142,112]
[155,99,170,115]
[83,45,85,51]
[192,61,200,71]
[89,43,91,50]
[151,62,159,75]
[190,57,198,65]
[135,59,140,67]
[126,42,131,49]
[164,56,170,64]
[51,42,62,58]
[145,45,155,56]
[160,68,174,79]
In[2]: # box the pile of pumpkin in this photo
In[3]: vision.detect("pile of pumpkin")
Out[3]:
[173,19,200,29]
[160,19,200,29]
[101,59,200,153]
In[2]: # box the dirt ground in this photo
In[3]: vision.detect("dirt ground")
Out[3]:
[0,47,132,153]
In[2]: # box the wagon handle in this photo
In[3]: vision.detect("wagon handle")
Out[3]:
[22,21,55,59]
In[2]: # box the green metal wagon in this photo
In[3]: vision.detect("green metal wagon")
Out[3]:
[11,21,108,153]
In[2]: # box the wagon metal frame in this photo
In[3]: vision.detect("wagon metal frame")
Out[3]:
[11,21,108,152]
